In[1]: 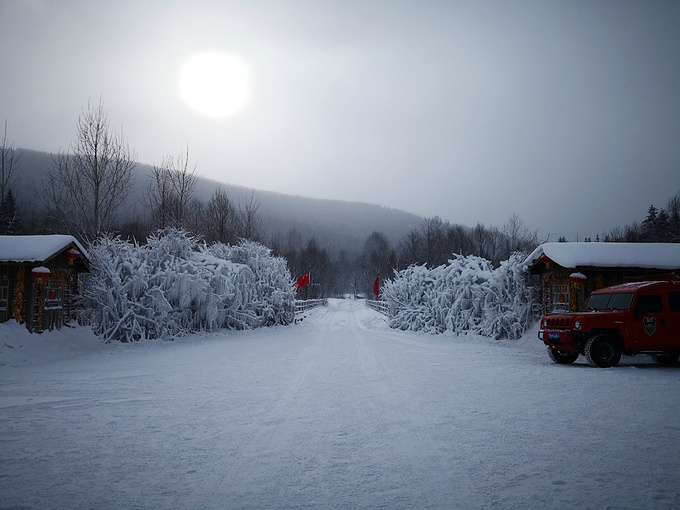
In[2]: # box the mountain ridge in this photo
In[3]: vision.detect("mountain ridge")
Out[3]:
[13,148,424,257]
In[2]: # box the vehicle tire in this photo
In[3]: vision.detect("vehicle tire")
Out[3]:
[652,353,679,366]
[548,346,579,364]
[585,334,622,368]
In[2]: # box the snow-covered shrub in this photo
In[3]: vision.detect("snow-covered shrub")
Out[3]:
[79,235,169,343]
[477,252,537,340]
[383,252,537,339]
[205,240,295,327]
[79,229,294,342]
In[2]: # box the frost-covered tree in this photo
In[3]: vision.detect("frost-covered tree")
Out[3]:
[383,252,538,339]
[79,229,295,342]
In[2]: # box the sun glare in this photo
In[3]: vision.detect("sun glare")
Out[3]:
[178,52,250,118]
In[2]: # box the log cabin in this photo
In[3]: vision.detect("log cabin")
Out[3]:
[0,235,90,333]
[523,242,680,314]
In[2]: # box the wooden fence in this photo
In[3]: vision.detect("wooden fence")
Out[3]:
[365,299,390,317]
[294,298,328,316]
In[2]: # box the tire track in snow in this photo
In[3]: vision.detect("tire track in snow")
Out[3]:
[352,301,486,505]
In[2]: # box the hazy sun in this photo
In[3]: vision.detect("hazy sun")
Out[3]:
[178,52,249,118]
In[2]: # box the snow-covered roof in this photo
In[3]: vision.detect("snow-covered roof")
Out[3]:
[0,235,89,263]
[523,242,680,271]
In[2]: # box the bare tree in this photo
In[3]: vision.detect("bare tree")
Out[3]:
[169,146,197,226]
[502,213,538,253]
[664,192,680,242]
[185,198,207,238]
[398,229,424,268]
[360,231,396,294]
[146,163,175,230]
[0,121,22,234]
[485,225,505,265]
[238,191,263,241]
[145,146,197,230]
[43,99,137,237]
[205,187,238,244]
[421,216,449,266]
[0,120,20,203]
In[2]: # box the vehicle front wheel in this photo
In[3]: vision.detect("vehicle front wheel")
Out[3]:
[585,334,622,368]
[652,353,679,366]
[548,347,579,364]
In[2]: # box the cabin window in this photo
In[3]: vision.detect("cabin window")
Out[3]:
[551,282,570,312]
[0,278,8,311]
[44,278,63,310]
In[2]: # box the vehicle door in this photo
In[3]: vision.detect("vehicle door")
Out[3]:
[632,293,669,350]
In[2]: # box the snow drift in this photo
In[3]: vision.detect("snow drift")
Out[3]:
[383,252,537,339]
[79,229,295,342]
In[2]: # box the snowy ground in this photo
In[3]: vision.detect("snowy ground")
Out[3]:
[1,299,679,509]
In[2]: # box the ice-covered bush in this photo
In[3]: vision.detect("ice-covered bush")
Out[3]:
[477,252,537,339]
[79,229,295,342]
[383,252,537,339]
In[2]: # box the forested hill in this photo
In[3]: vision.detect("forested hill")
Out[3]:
[15,148,423,257]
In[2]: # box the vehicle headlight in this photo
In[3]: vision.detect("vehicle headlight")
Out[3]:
[542,320,547,328]
[574,320,581,330]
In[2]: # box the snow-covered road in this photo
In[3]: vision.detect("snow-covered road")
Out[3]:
[1,299,679,509]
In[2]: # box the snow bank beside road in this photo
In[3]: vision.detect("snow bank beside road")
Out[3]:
[0,320,105,369]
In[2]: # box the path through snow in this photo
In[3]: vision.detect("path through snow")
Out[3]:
[1,299,679,509]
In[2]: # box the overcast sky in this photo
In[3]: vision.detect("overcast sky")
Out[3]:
[1,0,679,241]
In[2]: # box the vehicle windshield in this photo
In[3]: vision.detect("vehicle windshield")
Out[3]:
[585,292,634,310]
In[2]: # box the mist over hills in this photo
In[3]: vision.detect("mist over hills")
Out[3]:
[14,149,423,257]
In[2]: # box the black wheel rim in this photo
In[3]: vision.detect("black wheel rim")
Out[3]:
[596,342,614,363]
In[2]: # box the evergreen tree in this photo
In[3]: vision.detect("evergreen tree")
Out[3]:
[641,205,659,241]
[656,209,670,241]
[0,188,21,234]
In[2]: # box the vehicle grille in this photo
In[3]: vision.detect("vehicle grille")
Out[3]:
[545,317,571,329]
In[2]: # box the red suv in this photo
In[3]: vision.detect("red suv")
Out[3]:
[539,275,680,367]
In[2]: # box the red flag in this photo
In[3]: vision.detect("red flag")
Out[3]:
[373,273,380,296]
[294,272,310,290]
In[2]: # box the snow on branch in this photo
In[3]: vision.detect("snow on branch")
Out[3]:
[78,229,295,342]
[383,252,538,339]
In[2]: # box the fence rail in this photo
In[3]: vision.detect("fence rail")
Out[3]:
[365,299,390,317]
[294,298,328,316]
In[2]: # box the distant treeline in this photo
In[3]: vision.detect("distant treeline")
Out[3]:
[601,193,680,243]
[1,103,678,297]
[277,212,539,298]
